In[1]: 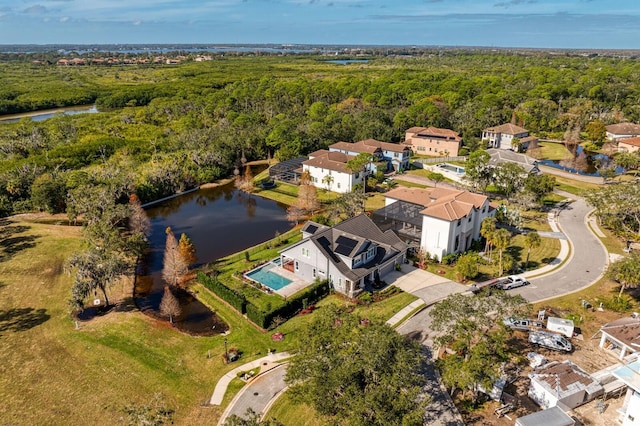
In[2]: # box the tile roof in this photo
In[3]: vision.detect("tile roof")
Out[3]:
[385,187,488,221]
[405,126,462,142]
[601,317,640,350]
[330,139,409,154]
[531,360,603,400]
[483,123,529,135]
[606,122,640,135]
[303,150,355,174]
[307,214,406,282]
[329,140,379,154]
[619,137,640,147]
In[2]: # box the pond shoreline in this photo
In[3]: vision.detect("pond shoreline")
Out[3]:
[0,104,98,122]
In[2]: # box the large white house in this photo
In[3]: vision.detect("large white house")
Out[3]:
[482,123,537,151]
[279,214,407,298]
[302,150,364,194]
[373,187,493,260]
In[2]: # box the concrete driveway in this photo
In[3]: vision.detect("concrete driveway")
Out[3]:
[385,264,451,293]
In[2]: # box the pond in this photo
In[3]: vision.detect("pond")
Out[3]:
[538,145,623,176]
[136,182,293,335]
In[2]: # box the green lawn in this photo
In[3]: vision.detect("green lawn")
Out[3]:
[0,218,420,425]
[536,142,573,161]
[266,391,328,426]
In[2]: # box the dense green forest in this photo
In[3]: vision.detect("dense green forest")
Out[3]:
[1,51,640,216]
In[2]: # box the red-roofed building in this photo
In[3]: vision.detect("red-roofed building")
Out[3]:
[619,137,640,153]
[373,186,493,260]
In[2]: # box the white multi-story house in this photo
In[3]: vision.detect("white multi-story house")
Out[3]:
[329,138,411,172]
[279,214,407,298]
[482,123,537,152]
[374,187,493,260]
[302,150,364,194]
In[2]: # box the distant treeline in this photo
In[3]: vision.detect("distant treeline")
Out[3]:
[1,52,639,216]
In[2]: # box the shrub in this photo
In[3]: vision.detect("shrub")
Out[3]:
[603,295,633,313]
[198,272,247,313]
[442,253,458,265]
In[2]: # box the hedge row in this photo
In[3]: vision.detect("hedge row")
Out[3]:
[246,279,331,329]
[198,271,247,313]
[199,270,331,330]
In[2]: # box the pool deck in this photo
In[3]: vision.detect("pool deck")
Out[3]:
[269,266,312,298]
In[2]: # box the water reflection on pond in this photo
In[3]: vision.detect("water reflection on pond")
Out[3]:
[136,183,292,335]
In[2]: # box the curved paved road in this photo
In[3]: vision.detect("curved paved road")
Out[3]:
[513,195,608,303]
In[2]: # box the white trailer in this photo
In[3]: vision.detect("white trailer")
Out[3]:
[546,317,574,338]
[529,331,572,352]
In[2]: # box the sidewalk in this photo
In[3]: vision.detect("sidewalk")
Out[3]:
[386,299,426,327]
[209,351,291,406]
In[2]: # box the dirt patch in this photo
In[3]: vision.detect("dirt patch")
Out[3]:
[462,319,628,425]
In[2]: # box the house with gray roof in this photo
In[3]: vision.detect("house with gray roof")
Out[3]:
[329,138,411,172]
[487,148,541,174]
[279,214,407,298]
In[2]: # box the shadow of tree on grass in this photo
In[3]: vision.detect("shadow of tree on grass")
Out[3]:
[0,307,50,335]
[0,219,37,263]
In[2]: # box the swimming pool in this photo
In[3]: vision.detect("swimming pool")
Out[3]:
[437,163,465,174]
[245,262,292,291]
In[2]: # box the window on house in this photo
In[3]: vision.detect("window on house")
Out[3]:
[468,216,472,222]
[355,172,360,179]
[312,268,316,278]
[295,261,299,271]
[457,220,461,227]
[455,235,459,251]
[337,183,341,188]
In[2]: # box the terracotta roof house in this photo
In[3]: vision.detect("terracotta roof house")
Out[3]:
[279,214,407,298]
[329,139,411,172]
[599,317,640,360]
[487,148,541,174]
[301,150,363,194]
[404,126,463,157]
[618,137,640,153]
[482,123,537,152]
[372,187,493,260]
[606,123,640,142]
[529,360,604,410]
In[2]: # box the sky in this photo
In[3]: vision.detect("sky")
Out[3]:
[1,0,640,49]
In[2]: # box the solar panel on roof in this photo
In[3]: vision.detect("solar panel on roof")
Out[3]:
[335,235,358,256]
[306,224,318,234]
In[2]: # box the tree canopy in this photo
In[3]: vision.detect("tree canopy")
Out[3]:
[285,305,429,426]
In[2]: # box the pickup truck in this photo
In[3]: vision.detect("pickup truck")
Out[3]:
[496,275,530,290]
[529,331,572,352]
[503,317,543,331]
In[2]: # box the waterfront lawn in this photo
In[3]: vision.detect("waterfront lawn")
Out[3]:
[0,219,233,426]
[537,141,573,160]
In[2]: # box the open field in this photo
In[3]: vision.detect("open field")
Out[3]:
[0,217,417,425]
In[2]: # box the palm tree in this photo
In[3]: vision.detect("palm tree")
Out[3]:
[493,228,512,276]
[480,217,497,259]
[523,231,541,270]
[322,174,334,192]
